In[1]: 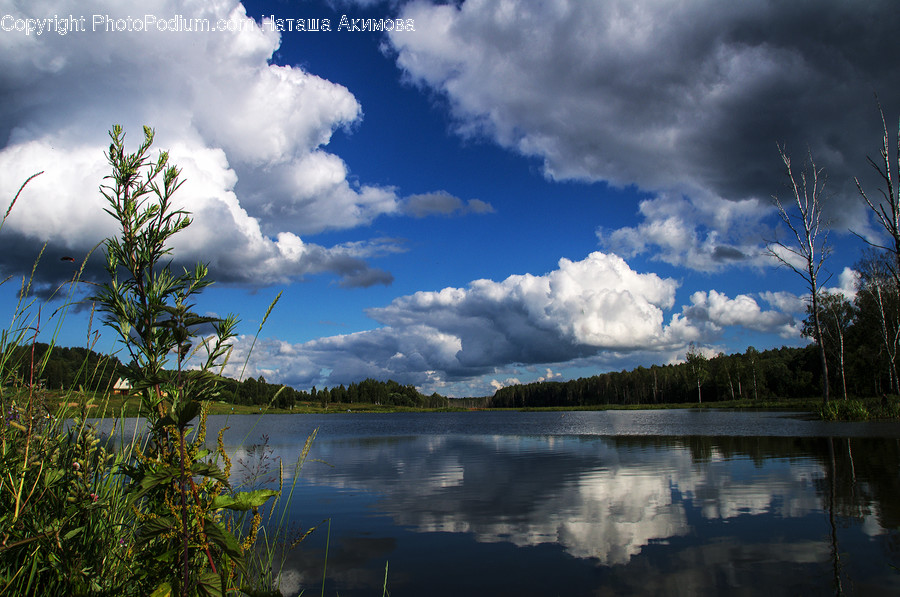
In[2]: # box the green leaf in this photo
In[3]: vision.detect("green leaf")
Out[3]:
[149,582,173,597]
[154,548,177,564]
[190,461,229,483]
[176,399,202,427]
[132,469,177,501]
[44,468,64,486]
[136,516,176,545]
[152,415,178,431]
[196,570,224,597]
[202,518,246,572]
[210,489,279,512]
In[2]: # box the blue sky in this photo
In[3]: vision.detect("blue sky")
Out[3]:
[1,0,899,396]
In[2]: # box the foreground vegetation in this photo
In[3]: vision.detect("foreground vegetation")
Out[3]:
[0,127,317,596]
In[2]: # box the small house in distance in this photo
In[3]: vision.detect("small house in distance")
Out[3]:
[111,378,131,396]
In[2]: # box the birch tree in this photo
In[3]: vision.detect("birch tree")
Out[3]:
[855,106,900,394]
[804,291,856,400]
[685,342,707,403]
[766,146,831,405]
[855,250,900,393]
[856,106,900,290]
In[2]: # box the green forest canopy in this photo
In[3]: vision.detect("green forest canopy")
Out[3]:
[13,336,880,410]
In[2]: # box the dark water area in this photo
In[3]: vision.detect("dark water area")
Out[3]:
[99,410,900,596]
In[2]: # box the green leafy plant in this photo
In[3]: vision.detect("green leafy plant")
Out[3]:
[89,125,278,596]
[1,126,314,596]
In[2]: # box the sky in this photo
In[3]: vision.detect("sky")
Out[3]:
[1,0,899,397]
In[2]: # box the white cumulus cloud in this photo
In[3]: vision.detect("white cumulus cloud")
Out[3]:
[223,251,801,394]
[0,0,405,287]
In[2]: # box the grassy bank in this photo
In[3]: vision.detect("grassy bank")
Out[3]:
[17,386,900,422]
[11,388,474,418]
[24,389,824,417]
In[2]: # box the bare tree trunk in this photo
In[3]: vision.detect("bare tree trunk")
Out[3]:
[766,146,831,405]
[838,331,847,400]
[811,289,831,404]
[870,275,900,393]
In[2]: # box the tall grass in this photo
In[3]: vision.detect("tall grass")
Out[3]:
[0,173,136,594]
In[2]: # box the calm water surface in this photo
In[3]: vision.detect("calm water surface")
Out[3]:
[107,410,900,595]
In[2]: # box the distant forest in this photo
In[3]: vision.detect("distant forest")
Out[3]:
[489,345,821,408]
[12,342,450,409]
[8,338,876,413]
[14,243,900,413]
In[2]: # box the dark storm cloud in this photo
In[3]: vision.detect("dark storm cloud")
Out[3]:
[390,0,900,225]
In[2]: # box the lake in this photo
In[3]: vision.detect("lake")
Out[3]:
[107,410,900,595]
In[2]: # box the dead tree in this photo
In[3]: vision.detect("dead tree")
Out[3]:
[855,105,900,394]
[766,146,830,405]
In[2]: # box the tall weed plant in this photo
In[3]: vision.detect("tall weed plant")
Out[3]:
[0,126,307,596]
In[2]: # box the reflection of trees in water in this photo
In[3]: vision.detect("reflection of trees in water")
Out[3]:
[617,434,900,595]
[827,438,844,596]
[832,438,900,529]
[269,432,900,596]
[612,435,900,529]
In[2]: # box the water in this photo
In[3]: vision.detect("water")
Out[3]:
[101,410,900,595]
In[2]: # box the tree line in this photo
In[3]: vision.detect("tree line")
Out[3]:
[9,342,123,392]
[12,341,451,409]
[489,345,820,408]
[213,375,450,409]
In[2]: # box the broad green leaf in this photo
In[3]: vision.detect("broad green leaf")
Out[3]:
[136,516,176,545]
[176,400,201,427]
[210,489,278,512]
[190,461,229,483]
[154,548,177,563]
[149,582,173,597]
[196,570,224,597]
[43,469,64,486]
[202,518,246,572]
[132,469,177,501]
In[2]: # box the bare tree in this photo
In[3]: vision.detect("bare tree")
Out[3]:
[855,250,900,393]
[856,105,900,288]
[766,146,830,405]
[804,291,856,400]
[855,106,900,396]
